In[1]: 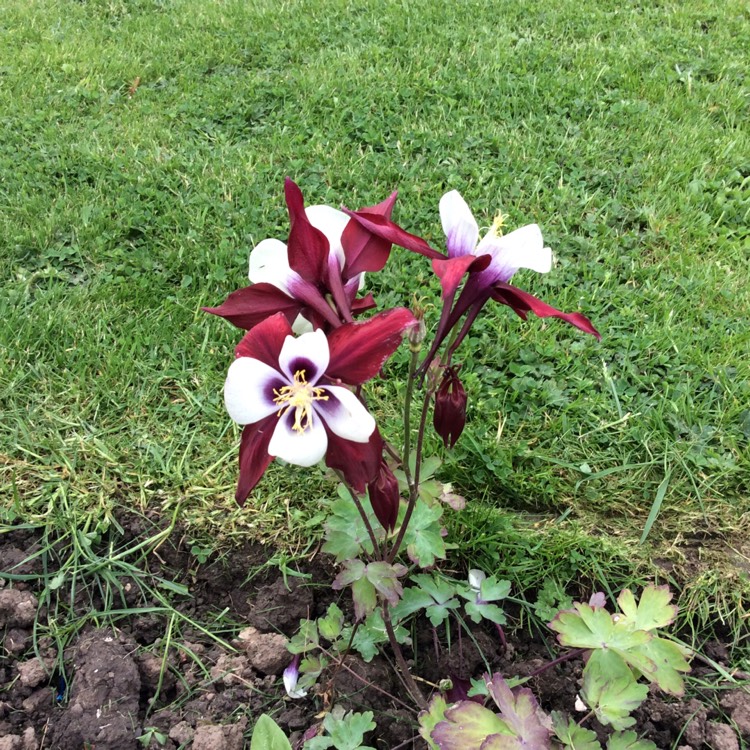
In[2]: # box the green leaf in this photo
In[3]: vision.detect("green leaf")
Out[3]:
[606,731,657,750]
[288,619,319,654]
[349,610,410,662]
[365,562,407,607]
[465,600,507,625]
[549,602,649,651]
[616,586,677,631]
[616,637,690,696]
[390,586,435,621]
[582,650,648,729]
[351,578,377,621]
[551,711,601,750]
[431,701,513,750]
[418,695,448,750]
[480,576,511,603]
[251,714,293,750]
[401,499,446,567]
[305,708,375,750]
[322,496,378,562]
[318,603,344,642]
[391,574,461,627]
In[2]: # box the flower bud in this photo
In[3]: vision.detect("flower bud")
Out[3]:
[367,459,400,532]
[433,366,467,448]
[283,655,307,699]
[407,306,426,351]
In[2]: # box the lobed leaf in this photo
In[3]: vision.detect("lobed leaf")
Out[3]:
[582,650,648,729]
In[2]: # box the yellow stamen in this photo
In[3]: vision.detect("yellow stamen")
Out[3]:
[487,210,506,240]
[273,370,329,433]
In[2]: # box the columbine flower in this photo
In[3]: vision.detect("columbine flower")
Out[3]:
[204,179,404,332]
[433,365,467,448]
[283,655,307,699]
[430,190,599,356]
[224,309,415,503]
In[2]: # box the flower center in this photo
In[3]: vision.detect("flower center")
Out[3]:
[486,210,506,240]
[273,370,329,433]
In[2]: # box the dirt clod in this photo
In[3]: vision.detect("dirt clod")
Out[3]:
[236,626,289,674]
[169,720,195,745]
[192,719,247,750]
[0,736,22,750]
[247,577,313,633]
[720,689,750,738]
[49,629,141,750]
[0,590,37,628]
[17,658,49,688]
[706,721,740,750]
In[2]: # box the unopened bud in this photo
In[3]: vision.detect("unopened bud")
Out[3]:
[433,365,467,448]
[367,459,400,532]
[408,310,426,351]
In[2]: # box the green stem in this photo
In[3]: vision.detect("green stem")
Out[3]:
[388,385,433,564]
[401,347,420,489]
[338,474,381,560]
[382,602,427,709]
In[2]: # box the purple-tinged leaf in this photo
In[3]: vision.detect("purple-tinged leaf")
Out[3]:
[485,673,553,748]
[431,702,513,750]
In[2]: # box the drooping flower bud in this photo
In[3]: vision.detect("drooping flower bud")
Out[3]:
[367,459,400,532]
[433,365,467,448]
[283,655,307,699]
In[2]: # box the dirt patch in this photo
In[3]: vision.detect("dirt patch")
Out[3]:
[0,515,747,749]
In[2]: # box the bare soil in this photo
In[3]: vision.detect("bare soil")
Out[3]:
[1,513,747,749]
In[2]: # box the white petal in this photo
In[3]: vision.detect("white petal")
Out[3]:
[468,569,486,593]
[224,358,285,425]
[306,204,349,269]
[248,238,299,293]
[315,386,375,443]
[439,190,480,258]
[277,328,330,384]
[268,409,328,466]
[478,223,552,282]
[291,313,314,335]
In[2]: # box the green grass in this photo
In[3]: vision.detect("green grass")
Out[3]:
[1,0,749,645]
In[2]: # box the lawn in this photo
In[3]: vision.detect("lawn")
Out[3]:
[2,0,749,650]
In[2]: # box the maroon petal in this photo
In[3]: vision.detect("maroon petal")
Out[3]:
[350,293,377,317]
[326,308,416,385]
[234,312,292,367]
[342,208,445,260]
[340,191,398,276]
[236,416,277,504]
[325,428,383,493]
[203,283,302,331]
[284,178,330,284]
[368,459,400,532]
[492,282,601,339]
[431,254,491,300]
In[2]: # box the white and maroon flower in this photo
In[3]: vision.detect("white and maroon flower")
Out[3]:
[225,309,415,503]
[204,179,405,333]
